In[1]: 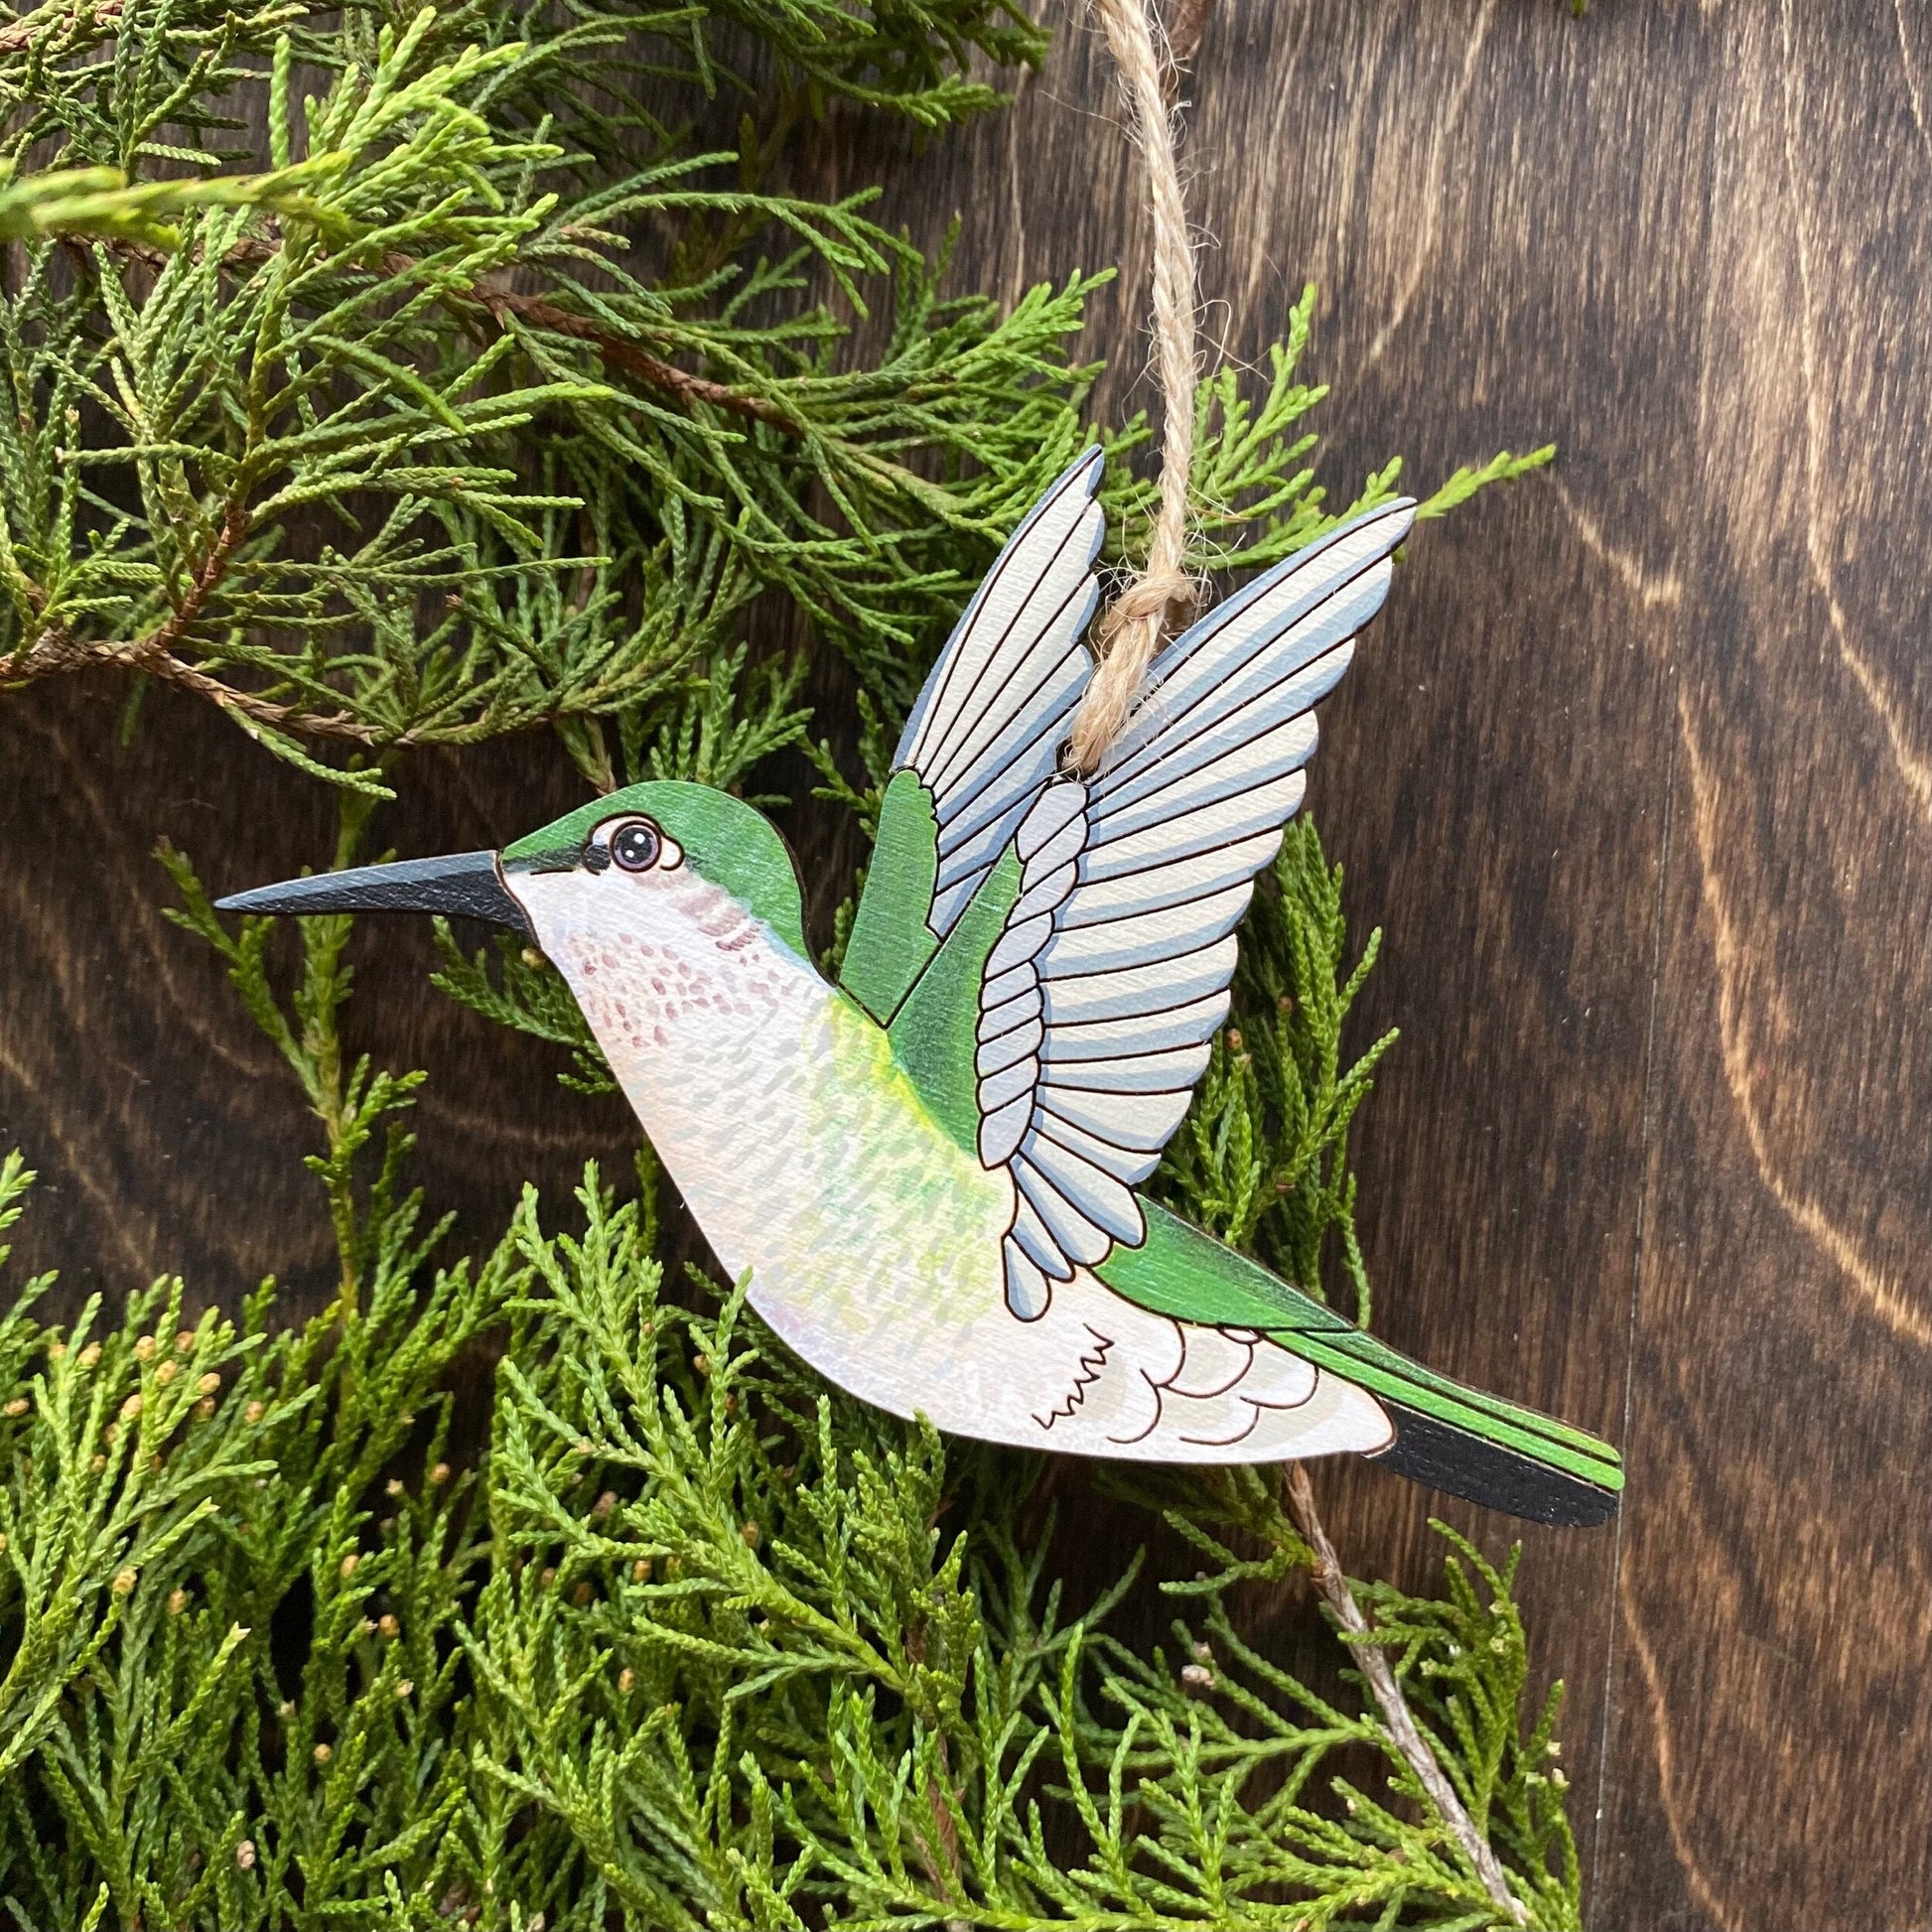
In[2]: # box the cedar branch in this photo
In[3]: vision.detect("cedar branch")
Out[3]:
[99,234,805,432]
[1284,1463,1530,1925]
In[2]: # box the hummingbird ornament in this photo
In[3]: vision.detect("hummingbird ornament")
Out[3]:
[222,453,1622,1527]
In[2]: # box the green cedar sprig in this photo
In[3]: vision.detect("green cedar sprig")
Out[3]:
[0,814,1580,1929]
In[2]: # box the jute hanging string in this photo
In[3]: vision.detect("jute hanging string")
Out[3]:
[1066,0,1198,772]
[1080,3,1528,1918]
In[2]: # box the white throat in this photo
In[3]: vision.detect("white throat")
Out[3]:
[510,863,841,1277]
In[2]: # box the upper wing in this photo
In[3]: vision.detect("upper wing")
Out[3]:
[978,497,1418,1318]
[839,451,1106,1024]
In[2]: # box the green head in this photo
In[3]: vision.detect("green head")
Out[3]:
[214,780,809,962]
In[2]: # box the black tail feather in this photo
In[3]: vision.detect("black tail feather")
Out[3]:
[1369,1402,1621,1528]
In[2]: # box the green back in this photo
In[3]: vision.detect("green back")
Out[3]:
[1095,1203,1354,1331]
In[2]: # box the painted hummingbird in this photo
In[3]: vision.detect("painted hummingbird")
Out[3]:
[220,452,1622,1526]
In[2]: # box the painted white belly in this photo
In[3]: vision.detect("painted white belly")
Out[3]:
[526,871,1388,1466]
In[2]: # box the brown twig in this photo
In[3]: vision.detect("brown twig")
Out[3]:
[0,624,383,739]
[98,233,803,432]
[0,0,122,56]
[475,284,802,433]
[0,503,384,741]
[900,1623,970,1932]
[1284,1464,1529,1925]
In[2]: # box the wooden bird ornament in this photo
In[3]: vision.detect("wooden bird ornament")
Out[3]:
[221,453,1623,1526]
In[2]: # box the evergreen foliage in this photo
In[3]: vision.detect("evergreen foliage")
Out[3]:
[0,0,1544,789]
[0,0,1576,1922]
[0,819,1580,1929]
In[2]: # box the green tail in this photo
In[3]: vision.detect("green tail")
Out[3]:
[1097,1202,1622,1528]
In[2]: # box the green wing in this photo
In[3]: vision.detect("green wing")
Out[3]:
[837,451,1106,1026]
[1099,1203,1624,1524]
[841,770,943,1026]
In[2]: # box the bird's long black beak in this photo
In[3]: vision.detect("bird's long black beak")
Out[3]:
[214,851,532,937]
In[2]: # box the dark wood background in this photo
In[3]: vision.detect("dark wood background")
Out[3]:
[4,3,1930,1925]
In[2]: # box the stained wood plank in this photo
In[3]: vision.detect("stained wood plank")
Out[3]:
[1598,3,1932,1925]
[0,679,656,1303]
[845,2,1931,1925]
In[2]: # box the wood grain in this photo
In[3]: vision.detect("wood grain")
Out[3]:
[2,3,1928,1925]
[831,2,1932,1922]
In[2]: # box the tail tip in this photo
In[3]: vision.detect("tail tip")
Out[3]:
[1369,1401,1621,1529]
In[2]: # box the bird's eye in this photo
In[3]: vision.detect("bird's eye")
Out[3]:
[610,819,662,873]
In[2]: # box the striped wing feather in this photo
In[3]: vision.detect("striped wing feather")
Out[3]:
[978,496,1418,1318]
[892,450,1107,938]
